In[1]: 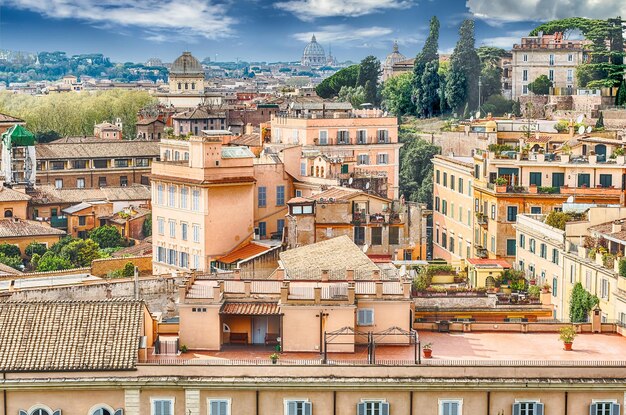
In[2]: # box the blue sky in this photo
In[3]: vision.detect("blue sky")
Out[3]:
[0,0,624,64]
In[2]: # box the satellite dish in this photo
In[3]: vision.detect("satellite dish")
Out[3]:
[400,264,407,276]
[362,244,369,253]
[476,111,481,119]
[470,116,474,122]
[348,177,353,185]
[586,126,593,133]
[578,126,585,135]
[576,114,584,124]
[365,182,371,190]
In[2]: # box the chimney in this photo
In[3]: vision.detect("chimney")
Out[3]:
[321,269,329,282]
[346,269,354,282]
[233,268,241,280]
[245,123,253,135]
[212,281,222,301]
[612,221,622,234]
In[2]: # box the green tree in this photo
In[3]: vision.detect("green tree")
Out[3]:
[49,236,77,255]
[528,75,553,95]
[399,134,441,207]
[142,214,152,237]
[596,111,605,128]
[479,66,502,103]
[512,98,522,117]
[0,243,21,258]
[382,73,414,116]
[122,261,136,277]
[60,239,101,267]
[356,56,381,105]
[0,252,22,270]
[569,282,599,323]
[36,251,73,272]
[337,85,366,109]
[25,241,47,258]
[413,16,440,117]
[616,79,626,106]
[89,225,125,249]
[445,69,467,114]
[315,65,360,98]
[481,95,514,116]
[447,19,481,113]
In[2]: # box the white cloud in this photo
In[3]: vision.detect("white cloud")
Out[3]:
[276,0,414,21]
[293,25,394,45]
[467,0,626,24]
[479,30,530,48]
[5,0,237,41]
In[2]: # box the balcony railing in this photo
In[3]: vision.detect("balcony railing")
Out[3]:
[50,216,68,228]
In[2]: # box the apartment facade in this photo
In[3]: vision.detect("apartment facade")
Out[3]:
[511,32,585,99]
[432,155,475,263]
[270,112,401,199]
[151,136,256,274]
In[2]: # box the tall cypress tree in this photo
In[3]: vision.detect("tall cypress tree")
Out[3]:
[413,16,440,117]
[356,55,381,105]
[446,19,481,114]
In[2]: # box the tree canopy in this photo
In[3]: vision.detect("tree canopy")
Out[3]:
[413,16,441,117]
[315,65,360,99]
[89,225,125,249]
[382,73,414,116]
[399,129,441,207]
[447,19,481,114]
[356,56,381,105]
[528,75,553,95]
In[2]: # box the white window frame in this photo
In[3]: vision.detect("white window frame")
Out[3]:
[357,308,374,326]
[357,154,369,166]
[357,399,389,415]
[193,224,200,243]
[439,398,463,415]
[150,398,174,415]
[157,217,165,235]
[601,279,609,300]
[76,178,85,188]
[169,219,176,238]
[590,400,620,415]
[180,186,188,209]
[357,129,367,144]
[207,398,231,415]
[88,404,116,415]
[318,130,328,145]
[337,129,350,144]
[284,399,312,415]
[377,153,388,165]
[377,129,389,143]
[513,399,543,415]
[192,189,201,212]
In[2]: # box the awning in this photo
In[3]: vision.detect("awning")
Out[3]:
[220,302,280,316]
[217,242,271,265]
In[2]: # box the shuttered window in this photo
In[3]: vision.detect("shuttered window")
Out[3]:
[209,399,229,415]
[357,401,389,415]
[285,400,312,415]
[512,402,544,415]
[152,400,173,415]
[590,401,620,415]
[440,400,460,415]
[357,309,374,326]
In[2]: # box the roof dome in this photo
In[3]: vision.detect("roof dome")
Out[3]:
[301,35,326,67]
[170,52,203,75]
[384,41,407,69]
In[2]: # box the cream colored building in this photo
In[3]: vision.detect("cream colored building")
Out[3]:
[511,32,586,98]
[432,155,475,263]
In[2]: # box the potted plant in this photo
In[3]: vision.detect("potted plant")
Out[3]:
[559,326,577,351]
[541,282,551,294]
[422,343,433,358]
[270,353,279,364]
[494,177,508,192]
[179,344,188,354]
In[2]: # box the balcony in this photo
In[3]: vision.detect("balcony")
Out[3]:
[475,246,488,258]
[560,185,622,197]
[476,213,488,227]
[50,215,68,229]
[351,211,366,224]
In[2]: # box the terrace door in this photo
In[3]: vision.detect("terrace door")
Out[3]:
[252,316,268,344]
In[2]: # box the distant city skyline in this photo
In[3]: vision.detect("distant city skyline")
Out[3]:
[0,0,625,63]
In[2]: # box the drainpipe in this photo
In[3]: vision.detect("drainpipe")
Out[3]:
[3,372,7,415]
[487,391,490,415]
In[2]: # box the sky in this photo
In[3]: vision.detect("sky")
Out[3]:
[0,0,625,64]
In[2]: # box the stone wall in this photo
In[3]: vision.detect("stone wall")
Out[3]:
[414,295,497,309]
[602,109,626,130]
[1,275,184,315]
[91,255,153,277]
[432,132,494,157]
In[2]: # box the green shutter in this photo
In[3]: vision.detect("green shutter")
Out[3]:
[357,403,366,415]
[381,402,390,415]
[535,403,544,415]
[512,403,521,415]
[303,402,312,415]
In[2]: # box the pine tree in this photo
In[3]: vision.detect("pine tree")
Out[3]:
[617,79,626,107]
[595,111,604,128]
[356,56,381,105]
[413,16,440,117]
[447,19,481,114]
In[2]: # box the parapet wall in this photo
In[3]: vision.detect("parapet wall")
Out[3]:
[91,255,153,276]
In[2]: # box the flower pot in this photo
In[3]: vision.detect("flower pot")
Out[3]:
[496,185,507,193]
[423,349,432,358]
[563,342,572,351]
[271,359,278,364]
[529,185,538,194]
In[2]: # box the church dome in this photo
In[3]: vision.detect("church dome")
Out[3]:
[170,52,203,75]
[384,41,406,70]
[301,35,326,67]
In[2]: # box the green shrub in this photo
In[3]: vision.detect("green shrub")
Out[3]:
[0,243,21,258]
[569,282,599,323]
[619,258,626,278]
[538,186,558,194]
[527,285,541,299]
[25,241,47,257]
[122,262,135,277]
[0,252,22,270]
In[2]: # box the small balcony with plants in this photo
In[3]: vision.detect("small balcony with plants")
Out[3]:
[476,212,488,227]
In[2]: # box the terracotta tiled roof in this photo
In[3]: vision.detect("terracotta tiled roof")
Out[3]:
[588,221,626,242]
[136,117,165,126]
[230,133,261,147]
[466,258,512,268]
[36,140,159,159]
[0,219,66,238]
[0,186,31,202]
[0,262,23,276]
[0,113,24,123]
[29,185,151,205]
[173,108,226,120]
[311,186,362,202]
[218,242,272,264]
[220,302,280,315]
[112,237,152,258]
[0,299,144,372]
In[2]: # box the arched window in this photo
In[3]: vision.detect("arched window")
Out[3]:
[88,404,121,415]
[91,409,112,415]
[191,82,195,90]
[4,209,13,218]
[320,167,325,177]
[31,410,51,415]
[177,82,181,90]
[164,150,171,161]
[174,151,180,161]
[185,83,189,90]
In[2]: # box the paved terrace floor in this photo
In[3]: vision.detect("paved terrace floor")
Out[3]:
[148,332,626,363]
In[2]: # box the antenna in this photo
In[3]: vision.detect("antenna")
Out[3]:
[578,126,585,135]
[475,111,481,119]
[576,114,584,124]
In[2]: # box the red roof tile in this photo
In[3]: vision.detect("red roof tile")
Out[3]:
[466,258,511,268]
[220,302,280,315]
[368,254,392,263]
[217,242,271,264]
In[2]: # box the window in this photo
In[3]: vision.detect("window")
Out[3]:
[79,216,87,226]
[474,198,479,212]
[530,206,541,215]
[540,243,547,259]
[258,187,267,207]
[377,129,389,143]
[458,178,463,194]
[586,270,592,289]
[435,197,440,212]
[570,264,575,284]
[553,277,558,297]
[459,207,463,223]
[51,161,65,170]
[300,162,307,176]
[507,239,516,256]
[180,252,189,269]
[55,179,63,189]
[91,408,114,415]
[491,236,496,252]
[168,186,176,207]
[191,189,201,212]
[276,185,285,206]
[549,69,554,81]
[371,227,382,245]
[115,159,130,168]
[389,227,400,245]
[523,54,528,62]
[99,177,107,187]
[450,202,455,220]
[354,226,365,245]
[94,159,108,169]
[72,160,87,169]
[590,401,620,415]
[152,399,174,415]
[567,68,573,81]
[490,204,496,220]
[284,400,312,415]
[578,173,591,187]
[357,400,389,415]
[568,53,573,62]
[443,172,447,187]
[180,187,188,209]
[208,399,230,415]
[167,249,176,265]
[436,170,440,184]
[29,409,52,415]
[277,219,285,234]
[77,178,85,188]
[377,153,388,164]
[529,172,542,186]
[136,158,150,167]
[522,84,529,94]
[449,236,455,253]
[181,223,188,241]
[599,174,612,188]
[357,154,369,165]
[192,224,200,242]
[157,246,166,262]
[157,184,164,205]
[549,54,554,65]
[357,309,374,325]
[442,232,448,249]
[439,400,462,415]
[450,175,455,190]
[169,220,176,238]
[337,130,349,144]
[507,206,518,222]
[552,248,559,264]
[601,279,609,299]
[513,401,544,415]
[318,130,328,145]
[157,217,164,235]
[442,200,448,215]
[523,69,528,81]
[259,222,266,237]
